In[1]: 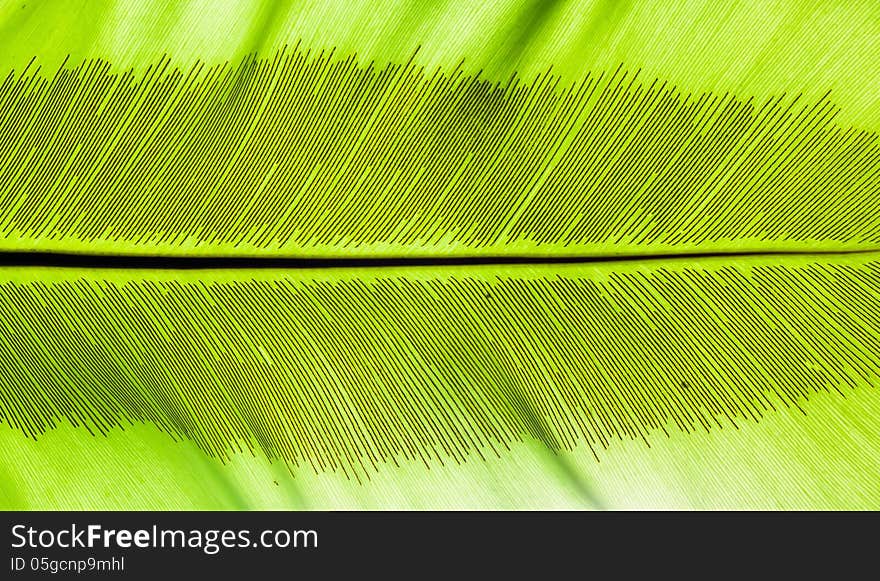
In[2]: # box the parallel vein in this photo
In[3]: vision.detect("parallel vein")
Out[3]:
[1,254,877,480]
[0,46,878,257]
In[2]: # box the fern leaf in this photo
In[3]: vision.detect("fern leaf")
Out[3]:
[0,3,878,256]
[0,1,878,510]
[1,252,878,507]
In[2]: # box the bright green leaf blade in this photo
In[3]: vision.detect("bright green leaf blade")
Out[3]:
[1,0,879,511]
[1,252,878,508]
[0,1,878,256]
[2,376,878,509]
[3,0,880,128]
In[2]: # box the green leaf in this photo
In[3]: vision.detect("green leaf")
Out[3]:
[0,2,878,256]
[0,1,878,509]
[1,252,878,508]
[3,382,879,509]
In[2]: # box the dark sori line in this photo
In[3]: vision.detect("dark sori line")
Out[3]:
[0,44,878,253]
[0,259,877,481]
